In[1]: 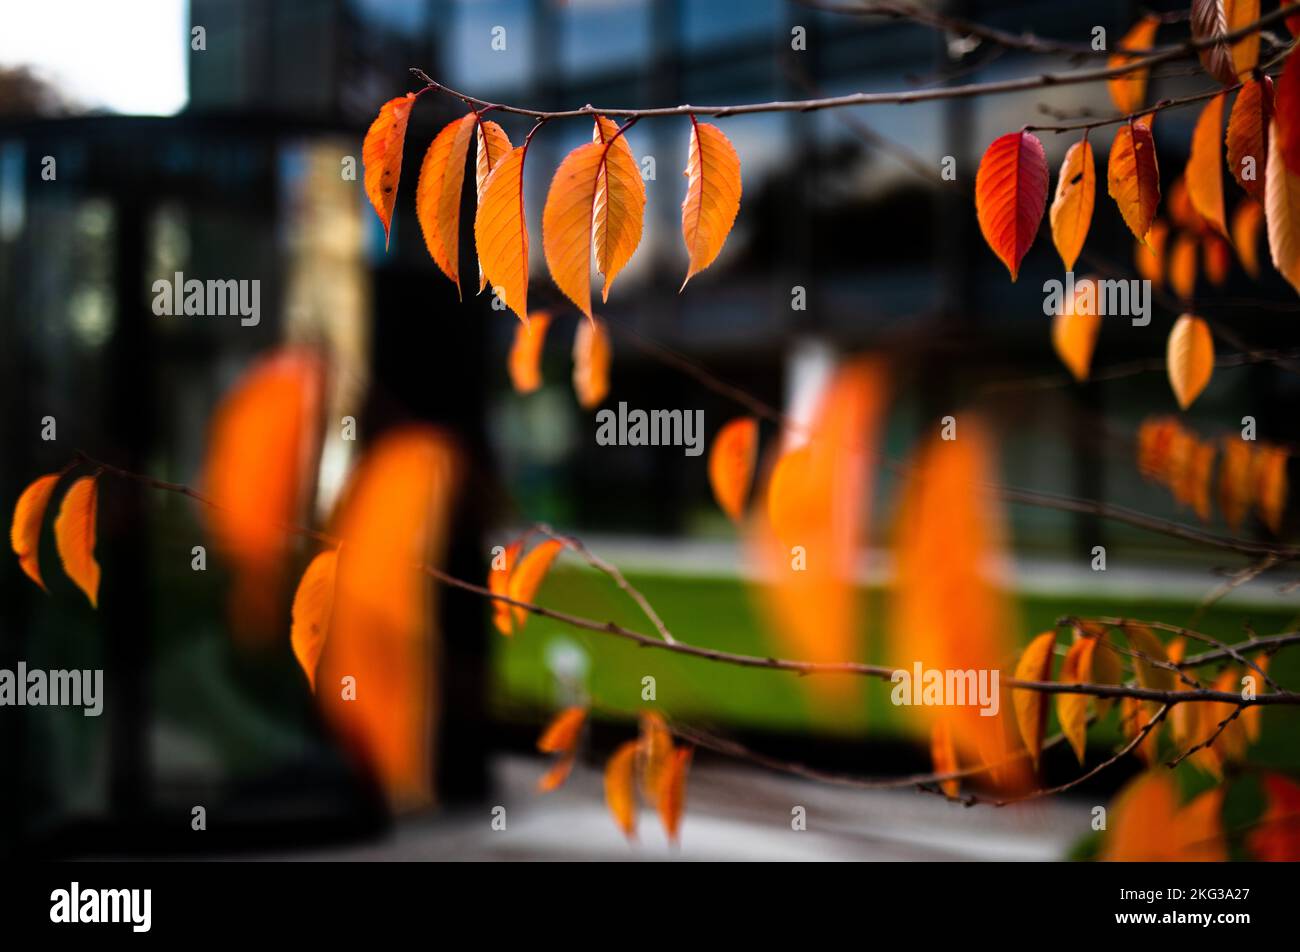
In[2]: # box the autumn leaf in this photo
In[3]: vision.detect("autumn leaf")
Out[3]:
[974,130,1049,281]
[53,475,100,608]
[1287,0,1300,35]
[638,710,675,803]
[1225,0,1261,76]
[475,120,513,293]
[1166,315,1215,409]
[1107,16,1161,114]
[1185,94,1228,236]
[1191,0,1238,86]
[604,739,640,838]
[1109,121,1161,241]
[1169,231,1199,301]
[1173,437,1216,522]
[572,316,611,409]
[657,745,692,843]
[415,113,476,296]
[10,473,59,591]
[1252,443,1288,533]
[1275,44,1300,177]
[543,140,607,321]
[1051,275,1102,381]
[290,549,338,692]
[506,538,564,631]
[593,115,646,302]
[707,417,759,523]
[1057,636,1094,764]
[508,310,552,394]
[537,705,586,792]
[930,720,960,798]
[1135,218,1168,287]
[1265,119,1300,294]
[1121,696,1162,765]
[1124,623,1176,691]
[475,144,529,322]
[1226,76,1271,201]
[489,539,523,635]
[680,120,742,289]
[1012,631,1056,768]
[1202,231,1231,285]
[1231,197,1264,276]
[1049,137,1095,272]
[1218,436,1255,530]
[1102,772,1226,861]
[1248,773,1300,860]
[362,93,415,249]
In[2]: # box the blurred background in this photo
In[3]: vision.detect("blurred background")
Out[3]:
[1,0,1298,860]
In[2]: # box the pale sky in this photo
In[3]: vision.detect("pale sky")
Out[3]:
[0,0,189,115]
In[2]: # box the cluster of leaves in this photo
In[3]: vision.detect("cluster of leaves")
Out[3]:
[363,98,741,324]
[1137,415,1288,528]
[11,472,100,607]
[506,309,610,407]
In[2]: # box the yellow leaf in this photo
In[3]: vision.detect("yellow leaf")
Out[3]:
[415,113,477,296]
[1012,631,1057,767]
[53,475,100,608]
[1107,16,1161,114]
[475,120,514,293]
[1049,137,1095,272]
[656,745,692,843]
[604,738,640,838]
[10,473,59,591]
[572,316,611,409]
[680,120,742,289]
[593,116,646,302]
[508,310,552,394]
[1166,315,1215,409]
[362,93,415,249]
[290,549,338,692]
[707,417,759,523]
[542,140,606,321]
[475,145,529,323]
[506,538,563,631]
[537,706,587,754]
[1185,93,1228,236]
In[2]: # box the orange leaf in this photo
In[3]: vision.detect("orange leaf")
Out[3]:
[708,417,759,522]
[1102,772,1226,861]
[53,475,100,608]
[489,539,523,635]
[475,144,529,323]
[1226,77,1272,201]
[1124,623,1175,691]
[1252,443,1288,533]
[10,473,59,591]
[1109,121,1161,241]
[680,120,742,289]
[475,120,514,293]
[508,310,552,394]
[542,140,606,321]
[638,711,674,803]
[1107,16,1161,114]
[1218,436,1255,529]
[362,93,415,249]
[506,538,563,631]
[1231,197,1264,276]
[537,706,586,753]
[604,739,640,838]
[1051,276,1102,381]
[415,113,476,296]
[593,116,646,302]
[1049,137,1095,272]
[929,720,960,798]
[572,316,611,409]
[1225,0,1260,77]
[290,549,337,692]
[1121,696,1162,765]
[538,755,576,793]
[974,130,1049,281]
[1012,631,1057,768]
[1186,94,1228,236]
[1169,231,1199,301]
[1266,118,1300,294]
[1057,637,1093,765]
[1249,773,1300,860]
[1191,0,1238,86]
[657,745,692,843]
[1166,314,1215,409]
[1202,231,1231,285]
[1275,44,1300,177]
[1134,218,1168,287]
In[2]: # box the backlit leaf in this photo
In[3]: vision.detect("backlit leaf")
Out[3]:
[542,140,606,321]
[708,417,759,523]
[638,710,675,803]
[1169,231,1199,301]
[489,539,523,636]
[1231,197,1264,276]
[290,549,337,692]
[475,145,530,323]
[1202,231,1231,285]
[508,310,552,394]
[538,706,586,753]
[572,316,611,409]
[1218,436,1255,530]
[1049,137,1095,272]
[415,113,476,296]
[1275,44,1300,177]
[1166,314,1215,409]
[605,739,640,838]
[1109,121,1161,241]
[1057,636,1094,764]
[475,120,514,293]
[1107,16,1161,114]
[1186,94,1228,236]
[506,538,563,631]
[10,473,58,591]
[362,93,415,249]
[680,121,742,289]
[1124,623,1175,691]
[657,745,692,843]
[593,115,646,302]
[1224,0,1260,76]
[1135,218,1168,287]
[1051,275,1102,381]
[1012,631,1056,768]
[975,130,1049,281]
[1253,443,1288,533]
[53,475,100,609]
[1226,76,1271,201]
[1265,119,1300,294]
